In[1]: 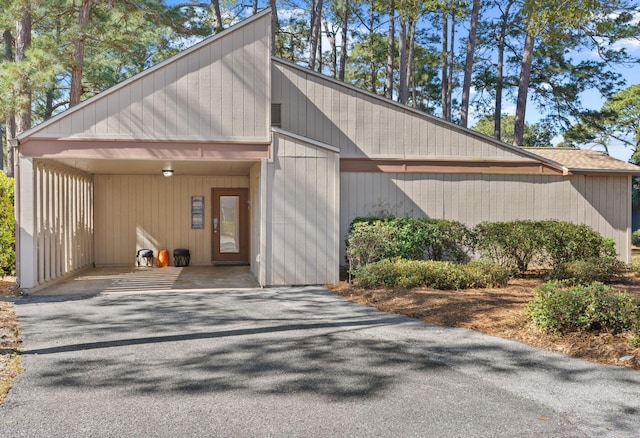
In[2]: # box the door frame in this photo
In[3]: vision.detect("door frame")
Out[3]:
[211,188,249,264]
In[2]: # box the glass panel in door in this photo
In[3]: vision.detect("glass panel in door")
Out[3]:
[219,196,239,253]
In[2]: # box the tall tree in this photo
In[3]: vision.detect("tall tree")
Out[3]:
[308,0,324,70]
[13,1,31,178]
[69,0,93,108]
[564,84,640,156]
[459,0,479,127]
[211,0,224,33]
[385,0,395,99]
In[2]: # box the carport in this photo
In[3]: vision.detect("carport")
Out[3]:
[14,11,272,291]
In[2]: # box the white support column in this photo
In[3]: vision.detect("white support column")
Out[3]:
[17,156,38,290]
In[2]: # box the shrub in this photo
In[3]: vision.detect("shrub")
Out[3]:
[353,259,511,290]
[474,220,544,274]
[423,219,473,262]
[538,221,615,268]
[633,230,640,247]
[547,257,627,285]
[0,172,15,276]
[346,217,473,271]
[527,281,640,334]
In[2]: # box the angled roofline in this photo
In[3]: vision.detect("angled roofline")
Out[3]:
[18,8,272,141]
[271,127,340,153]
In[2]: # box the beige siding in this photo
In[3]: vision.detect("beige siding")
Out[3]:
[33,161,93,286]
[265,133,340,285]
[272,61,531,161]
[94,175,248,266]
[340,173,632,262]
[249,162,262,280]
[34,13,270,142]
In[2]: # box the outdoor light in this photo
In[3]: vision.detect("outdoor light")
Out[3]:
[162,169,174,177]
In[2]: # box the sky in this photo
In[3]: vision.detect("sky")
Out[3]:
[164,0,640,162]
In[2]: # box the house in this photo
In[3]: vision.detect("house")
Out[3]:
[13,9,640,291]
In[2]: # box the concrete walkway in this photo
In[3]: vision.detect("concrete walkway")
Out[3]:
[1,286,639,437]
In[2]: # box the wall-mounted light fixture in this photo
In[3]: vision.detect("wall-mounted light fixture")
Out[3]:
[162,169,174,177]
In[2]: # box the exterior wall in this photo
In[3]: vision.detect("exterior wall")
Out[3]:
[340,172,632,262]
[272,61,532,161]
[249,162,262,281]
[28,160,93,288]
[264,133,340,285]
[94,175,248,266]
[30,12,271,143]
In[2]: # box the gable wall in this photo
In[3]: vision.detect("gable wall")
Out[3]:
[33,14,271,142]
[272,62,532,160]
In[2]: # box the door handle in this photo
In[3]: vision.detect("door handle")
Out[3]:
[213,217,219,233]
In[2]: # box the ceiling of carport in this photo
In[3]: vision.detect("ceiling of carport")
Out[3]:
[49,158,256,176]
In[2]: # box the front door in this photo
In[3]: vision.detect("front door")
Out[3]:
[212,188,249,264]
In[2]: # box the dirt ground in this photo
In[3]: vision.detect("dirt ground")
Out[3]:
[329,274,640,371]
[0,277,22,404]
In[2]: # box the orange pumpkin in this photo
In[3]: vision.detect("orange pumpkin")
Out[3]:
[157,249,170,267]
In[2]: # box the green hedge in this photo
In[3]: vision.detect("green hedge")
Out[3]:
[353,259,512,290]
[474,220,617,276]
[547,257,627,285]
[346,217,472,271]
[633,230,640,247]
[0,172,15,276]
[527,281,639,334]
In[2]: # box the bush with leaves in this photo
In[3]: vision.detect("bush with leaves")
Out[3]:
[353,258,511,290]
[474,220,545,274]
[527,281,639,334]
[547,257,627,285]
[0,172,15,276]
[423,219,473,262]
[632,229,640,247]
[539,221,615,268]
[346,217,473,273]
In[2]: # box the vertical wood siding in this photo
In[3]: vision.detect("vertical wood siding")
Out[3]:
[35,14,270,142]
[94,175,249,266]
[272,62,531,161]
[34,161,93,286]
[265,134,340,285]
[249,163,262,280]
[340,173,632,262]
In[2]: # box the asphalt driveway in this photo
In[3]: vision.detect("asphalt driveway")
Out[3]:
[1,286,639,437]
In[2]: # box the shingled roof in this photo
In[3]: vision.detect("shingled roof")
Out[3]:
[522,147,640,175]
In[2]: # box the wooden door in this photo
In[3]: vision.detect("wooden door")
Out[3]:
[211,188,249,264]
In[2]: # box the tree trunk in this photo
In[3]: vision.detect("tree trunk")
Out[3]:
[398,7,408,104]
[338,2,348,81]
[323,20,337,78]
[253,0,258,15]
[441,9,449,121]
[446,11,455,121]
[308,0,323,70]
[69,0,93,108]
[15,6,31,135]
[211,0,224,34]
[385,0,395,99]
[369,1,376,93]
[407,16,417,108]
[514,31,535,147]
[270,0,278,56]
[494,0,514,140]
[460,0,479,127]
